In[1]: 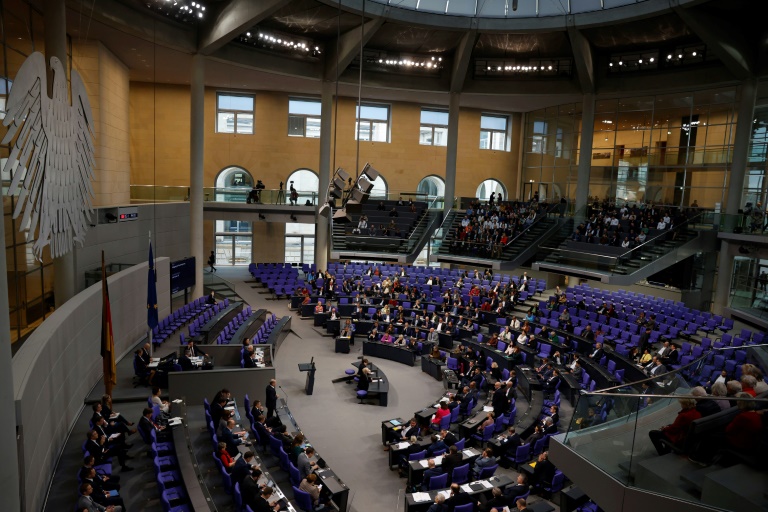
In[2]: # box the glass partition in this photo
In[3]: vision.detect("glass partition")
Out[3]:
[562,344,768,506]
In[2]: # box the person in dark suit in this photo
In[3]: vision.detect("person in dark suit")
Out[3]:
[243,346,257,368]
[210,396,227,426]
[422,459,444,491]
[221,419,246,456]
[440,429,458,447]
[588,343,604,361]
[252,486,281,512]
[77,482,123,512]
[241,468,264,511]
[187,340,208,357]
[661,343,679,369]
[85,429,132,472]
[265,379,277,418]
[426,434,447,457]
[441,446,463,484]
[444,483,473,511]
[497,426,522,459]
[504,473,529,502]
[543,369,562,394]
[491,382,510,418]
[232,451,256,485]
[177,352,194,371]
[478,486,508,512]
[531,452,557,494]
[138,407,166,443]
[81,468,126,510]
[253,415,272,450]
[80,455,120,489]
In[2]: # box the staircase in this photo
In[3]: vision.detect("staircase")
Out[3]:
[533,225,718,285]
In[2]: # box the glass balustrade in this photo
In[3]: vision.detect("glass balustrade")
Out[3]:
[561,344,768,507]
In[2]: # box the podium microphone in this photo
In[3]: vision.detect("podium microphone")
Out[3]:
[278,385,288,407]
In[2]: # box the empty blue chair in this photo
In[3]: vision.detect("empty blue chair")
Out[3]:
[451,463,470,485]
[472,424,494,447]
[477,463,498,479]
[428,472,448,490]
[292,485,314,512]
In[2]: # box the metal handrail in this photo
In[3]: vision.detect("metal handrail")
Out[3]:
[502,202,561,249]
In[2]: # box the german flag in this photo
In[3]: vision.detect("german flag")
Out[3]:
[101,251,117,395]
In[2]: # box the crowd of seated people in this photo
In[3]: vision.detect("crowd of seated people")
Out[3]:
[571,201,698,248]
[449,198,546,257]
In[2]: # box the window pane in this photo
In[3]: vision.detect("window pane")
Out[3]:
[234,236,251,265]
[420,109,449,125]
[357,105,389,121]
[479,130,490,149]
[302,237,315,264]
[420,126,433,145]
[288,115,305,136]
[371,122,388,142]
[236,113,253,134]
[491,132,506,150]
[305,117,321,138]
[218,94,253,111]
[533,121,548,134]
[433,126,448,146]
[217,112,235,133]
[481,115,507,131]
[355,121,371,141]
[289,99,321,116]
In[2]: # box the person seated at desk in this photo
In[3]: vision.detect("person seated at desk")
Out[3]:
[222,418,249,456]
[289,433,306,464]
[488,362,502,381]
[297,446,319,480]
[253,415,272,449]
[392,334,406,346]
[242,467,265,511]
[487,333,500,348]
[250,399,265,420]
[187,340,208,358]
[477,486,507,512]
[500,326,513,342]
[138,406,166,443]
[427,494,446,512]
[85,429,132,472]
[253,486,282,512]
[431,403,451,429]
[328,307,339,321]
[440,429,458,447]
[177,351,194,371]
[92,416,131,452]
[445,483,473,510]
[426,434,448,457]
[232,451,257,486]
[516,332,530,346]
[150,386,170,415]
[134,348,155,386]
[243,345,259,368]
[299,473,327,510]
[340,325,352,339]
[472,448,497,478]
[429,345,443,360]
[380,330,393,343]
[639,348,652,365]
[217,440,236,471]
[301,295,311,306]
[496,426,522,460]
[314,302,325,314]
[588,342,604,361]
[91,404,132,437]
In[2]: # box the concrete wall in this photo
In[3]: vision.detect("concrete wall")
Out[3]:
[74,203,191,293]
[168,367,275,407]
[12,258,171,512]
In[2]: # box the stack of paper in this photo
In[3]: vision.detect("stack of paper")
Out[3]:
[419,460,429,468]
[460,484,473,493]
[168,418,182,426]
[463,449,474,457]
[479,480,493,489]
[412,492,431,502]
[396,442,410,449]
[434,456,443,465]
[483,406,494,412]
[172,399,183,404]
[439,490,451,499]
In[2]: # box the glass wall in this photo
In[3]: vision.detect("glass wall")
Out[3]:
[522,102,582,202]
[285,223,315,264]
[744,106,768,209]
[522,88,739,208]
[1,1,55,345]
[215,220,252,266]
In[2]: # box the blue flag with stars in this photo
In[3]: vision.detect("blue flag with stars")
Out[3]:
[147,242,158,329]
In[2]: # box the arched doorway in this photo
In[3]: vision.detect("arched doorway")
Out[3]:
[368,174,388,200]
[285,168,320,206]
[476,179,507,202]
[214,166,253,265]
[417,175,445,198]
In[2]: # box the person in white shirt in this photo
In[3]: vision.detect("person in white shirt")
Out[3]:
[510,317,521,330]
[656,220,667,230]
[501,327,513,341]
[517,333,529,345]
[151,387,169,414]
[621,237,631,248]
[610,217,619,227]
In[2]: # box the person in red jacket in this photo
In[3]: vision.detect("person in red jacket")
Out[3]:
[725,392,764,453]
[431,402,451,428]
[648,398,701,455]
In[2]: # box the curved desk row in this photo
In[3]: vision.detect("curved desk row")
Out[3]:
[352,360,390,406]
[363,340,422,367]
[229,308,267,346]
[195,301,243,343]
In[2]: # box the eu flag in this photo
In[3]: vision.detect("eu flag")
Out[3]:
[147,242,159,329]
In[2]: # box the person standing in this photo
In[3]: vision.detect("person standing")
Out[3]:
[208,250,216,273]
[266,379,277,418]
[289,181,298,205]
[276,181,285,204]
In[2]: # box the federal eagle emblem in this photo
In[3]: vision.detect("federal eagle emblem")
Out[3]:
[2,52,95,260]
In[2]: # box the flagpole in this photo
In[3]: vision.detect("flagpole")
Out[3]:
[148,231,153,357]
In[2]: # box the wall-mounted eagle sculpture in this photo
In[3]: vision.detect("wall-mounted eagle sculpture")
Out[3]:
[2,52,95,260]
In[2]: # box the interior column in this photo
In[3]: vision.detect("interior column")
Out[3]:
[575,93,595,213]
[190,54,205,298]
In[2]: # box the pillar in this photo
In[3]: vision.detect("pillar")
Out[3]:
[713,241,733,315]
[444,92,460,213]
[190,54,205,297]
[44,0,76,305]
[725,78,758,217]
[575,93,595,213]
[315,81,333,270]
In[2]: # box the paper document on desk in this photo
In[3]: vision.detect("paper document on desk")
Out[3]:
[419,460,429,468]
[109,413,120,419]
[434,456,443,465]
[479,480,493,489]
[168,418,182,426]
[483,406,494,412]
[108,434,121,441]
[460,484,473,493]
[224,406,235,411]
[172,399,183,404]
[396,442,410,449]
[439,490,451,499]
[390,419,401,426]
[412,492,432,502]
[463,449,474,457]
